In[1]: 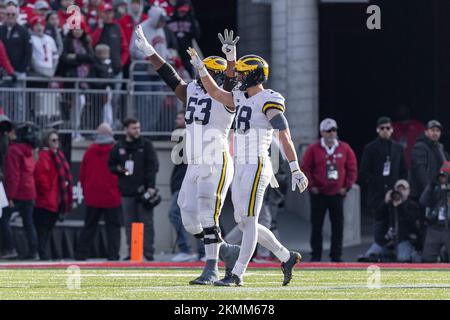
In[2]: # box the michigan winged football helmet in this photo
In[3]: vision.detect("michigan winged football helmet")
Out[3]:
[197,56,227,89]
[235,55,269,91]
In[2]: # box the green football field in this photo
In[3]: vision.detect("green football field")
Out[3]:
[1,267,450,299]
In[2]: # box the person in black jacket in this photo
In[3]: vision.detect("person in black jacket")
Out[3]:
[410,120,448,200]
[59,27,94,79]
[0,4,31,122]
[108,117,159,260]
[359,180,422,262]
[0,4,31,77]
[360,117,408,212]
[166,0,200,78]
[420,165,450,262]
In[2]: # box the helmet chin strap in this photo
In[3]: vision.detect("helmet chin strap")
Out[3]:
[197,70,225,91]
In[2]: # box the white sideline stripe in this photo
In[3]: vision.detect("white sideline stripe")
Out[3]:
[49,272,275,278]
[126,284,450,292]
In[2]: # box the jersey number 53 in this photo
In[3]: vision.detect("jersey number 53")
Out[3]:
[185,97,212,125]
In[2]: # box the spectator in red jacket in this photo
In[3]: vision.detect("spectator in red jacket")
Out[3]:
[34,129,73,260]
[2,122,39,259]
[91,3,129,77]
[301,118,358,262]
[76,123,122,261]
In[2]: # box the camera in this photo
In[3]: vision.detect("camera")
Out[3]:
[389,190,402,202]
[385,227,397,248]
[137,186,162,210]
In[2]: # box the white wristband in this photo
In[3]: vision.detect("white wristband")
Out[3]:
[226,51,236,62]
[289,161,300,173]
[145,46,155,57]
[198,66,208,77]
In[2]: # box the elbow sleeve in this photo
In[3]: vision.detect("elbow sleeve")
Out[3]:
[157,62,183,91]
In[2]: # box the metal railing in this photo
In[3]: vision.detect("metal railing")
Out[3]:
[0,65,183,137]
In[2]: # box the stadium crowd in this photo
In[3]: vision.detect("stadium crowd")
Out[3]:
[0,0,199,134]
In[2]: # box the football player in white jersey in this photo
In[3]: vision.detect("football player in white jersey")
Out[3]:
[187,47,309,286]
[134,25,240,285]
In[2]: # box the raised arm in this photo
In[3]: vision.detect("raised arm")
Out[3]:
[219,29,239,94]
[266,108,308,193]
[187,47,235,108]
[134,25,188,104]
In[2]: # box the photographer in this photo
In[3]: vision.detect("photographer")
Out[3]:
[108,118,159,261]
[420,163,450,262]
[359,180,421,262]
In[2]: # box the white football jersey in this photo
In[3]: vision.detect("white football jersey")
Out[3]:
[232,88,285,164]
[185,81,235,164]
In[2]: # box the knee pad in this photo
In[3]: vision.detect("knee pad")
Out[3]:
[203,225,223,245]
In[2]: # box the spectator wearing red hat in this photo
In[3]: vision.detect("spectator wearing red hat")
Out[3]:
[91,2,128,127]
[91,3,128,77]
[76,123,122,261]
[29,15,59,81]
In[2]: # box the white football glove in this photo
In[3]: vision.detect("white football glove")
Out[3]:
[186,47,208,77]
[134,24,155,57]
[289,161,308,193]
[218,29,240,61]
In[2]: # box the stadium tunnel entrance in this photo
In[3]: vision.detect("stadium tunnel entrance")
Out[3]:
[319,0,450,161]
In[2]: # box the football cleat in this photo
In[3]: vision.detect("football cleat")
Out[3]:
[189,260,219,285]
[235,54,269,91]
[281,251,302,286]
[189,274,218,285]
[213,274,243,287]
[219,243,240,276]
